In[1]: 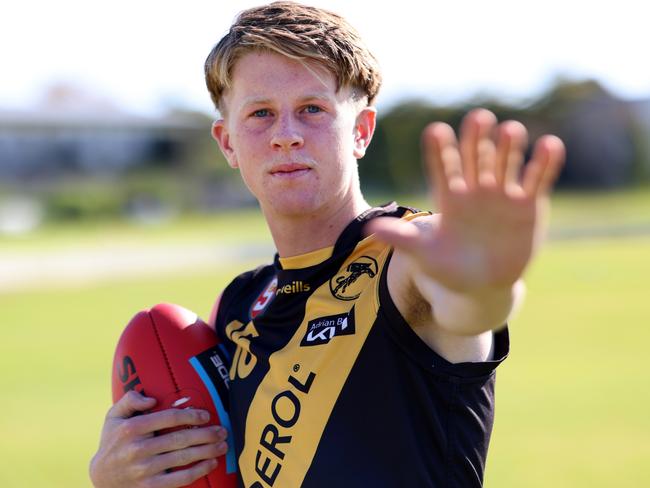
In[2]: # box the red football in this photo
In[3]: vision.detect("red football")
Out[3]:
[111,303,237,487]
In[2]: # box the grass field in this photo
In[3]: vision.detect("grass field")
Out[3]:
[1,189,649,487]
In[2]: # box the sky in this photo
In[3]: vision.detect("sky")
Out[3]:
[2,0,648,116]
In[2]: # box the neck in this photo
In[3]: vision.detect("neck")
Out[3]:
[263,193,371,258]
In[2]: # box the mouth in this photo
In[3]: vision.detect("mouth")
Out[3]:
[269,163,312,178]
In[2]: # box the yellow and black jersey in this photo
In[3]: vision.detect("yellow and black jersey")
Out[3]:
[213,203,509,488]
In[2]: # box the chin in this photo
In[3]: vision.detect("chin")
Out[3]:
[263,192,325,218]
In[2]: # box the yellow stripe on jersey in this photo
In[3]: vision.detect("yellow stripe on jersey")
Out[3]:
[279,245,334,270]
[238,237,391,488]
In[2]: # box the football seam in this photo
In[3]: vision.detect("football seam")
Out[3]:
[149,311,181,392]
[149,312,216,488]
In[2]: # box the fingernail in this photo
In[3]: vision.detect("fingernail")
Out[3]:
[200,410,210,422]
[210,458,219,468]
[217,441,228,454]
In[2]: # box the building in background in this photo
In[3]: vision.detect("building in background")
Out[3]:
[0,84,206,182]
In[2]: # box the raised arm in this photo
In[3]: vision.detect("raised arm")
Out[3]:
[367,109,564,357]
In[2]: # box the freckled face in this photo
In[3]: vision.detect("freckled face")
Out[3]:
[212,51,371,218]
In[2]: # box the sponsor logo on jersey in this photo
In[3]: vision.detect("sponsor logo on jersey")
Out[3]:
[276,280,311,296]
[329,255,378,300]
[250,276,278,319]
[250,370,316,488]
[300,308,355,346]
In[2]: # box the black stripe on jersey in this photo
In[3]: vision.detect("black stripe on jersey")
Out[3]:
[302,251,509,487]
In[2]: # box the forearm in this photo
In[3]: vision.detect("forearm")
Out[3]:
[415,274,526,336]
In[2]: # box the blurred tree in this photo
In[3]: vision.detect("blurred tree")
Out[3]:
[364,100,527,193]
[365,101,457,194]
[362,78,644,193]
[359,116,390,192]
[628,99,650,183]
[528,79,638,188]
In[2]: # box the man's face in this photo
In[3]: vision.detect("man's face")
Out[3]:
[212,51,375,218]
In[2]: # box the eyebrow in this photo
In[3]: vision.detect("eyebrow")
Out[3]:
[240,93,334,108]
[241,97,272,107]
[299,94,333,102]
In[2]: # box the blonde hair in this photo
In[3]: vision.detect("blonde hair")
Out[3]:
[204,1,382,112]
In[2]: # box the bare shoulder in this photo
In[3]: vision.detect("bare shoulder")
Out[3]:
[386,213,494,363]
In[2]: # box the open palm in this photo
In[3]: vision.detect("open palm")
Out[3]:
[369,109,565,292]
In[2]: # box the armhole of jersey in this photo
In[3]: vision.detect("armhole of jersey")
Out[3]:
[378,250,510,380]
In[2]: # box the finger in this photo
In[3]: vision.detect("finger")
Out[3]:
[365,217,424,254]
[460,108,497,189]
[152,458,219,488]
[477,136,497,187]
[536,136,565,194]
[107,390,157,420]
[127,408,212,437]
[494,120,528,188]
[151,441,227,473]
[422,122,462,196]
[523,135,565,196]
[143,425,227,456]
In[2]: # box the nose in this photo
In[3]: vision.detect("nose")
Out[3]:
[270,114,304,150]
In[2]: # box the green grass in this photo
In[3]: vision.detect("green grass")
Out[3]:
[2,186,649,252]
[0,208,271,252]
[549,186,650,228]
[485,236,650,487]
[1,191,649,487]
[0,261,261,488]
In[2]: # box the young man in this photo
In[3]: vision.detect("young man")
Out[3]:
[90,2,564,487]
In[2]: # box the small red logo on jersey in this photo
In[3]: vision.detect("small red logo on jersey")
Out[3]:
[250,276,278,319]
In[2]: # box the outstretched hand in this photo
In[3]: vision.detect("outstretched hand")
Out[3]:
[368,108,565,293]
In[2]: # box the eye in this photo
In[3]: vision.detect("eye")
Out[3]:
[252,109,270,118]
[304,105,322,114]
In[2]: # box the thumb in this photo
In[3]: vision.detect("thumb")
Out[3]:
[107,390,156,420]
[365,217,423,254]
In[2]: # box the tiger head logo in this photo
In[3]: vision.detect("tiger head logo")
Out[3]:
[329,256,378,301]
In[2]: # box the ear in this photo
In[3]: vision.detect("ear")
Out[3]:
[353,106,377,159]
[211,120,239,169]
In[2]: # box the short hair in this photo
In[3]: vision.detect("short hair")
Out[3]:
[204,1,382,112]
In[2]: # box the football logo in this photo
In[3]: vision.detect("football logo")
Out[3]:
[329,256,378,301]
[250,276,277,319]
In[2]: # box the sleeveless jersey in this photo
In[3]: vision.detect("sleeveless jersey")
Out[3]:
[213,203,509,488]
